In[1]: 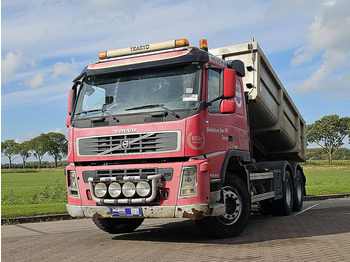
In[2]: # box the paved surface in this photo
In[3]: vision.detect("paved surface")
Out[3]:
[2,199,350,262]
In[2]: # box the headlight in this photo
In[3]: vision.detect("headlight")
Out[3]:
[180,166,197,197]
[69,171,78,190]
[95,183,107,198]
[122,182,136,197]
[136,181,151,197]
[108,182,122,198]
[68,171,80,198]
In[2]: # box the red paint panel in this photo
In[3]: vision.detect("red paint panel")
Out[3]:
[67,126,74,162]
[184,111,207,157]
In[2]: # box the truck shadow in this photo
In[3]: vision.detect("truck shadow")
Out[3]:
[112,205,350,244]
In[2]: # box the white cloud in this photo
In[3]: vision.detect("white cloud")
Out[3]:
[297,50,347,92]
[18,131,38,143]
[25,73,45,89]
[1,0,313,61]
[8,131,39,144]
[323,1,336,7]
[52,59,78,79]
[50,127,68,137]
[80,0,141,19]
[1,51,25,84]
[7,129,67,145]
[2,81,70,107]
[1,0,144,61]
[293,0,350,94]
[52,127,64,133]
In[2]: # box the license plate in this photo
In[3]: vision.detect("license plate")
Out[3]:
[110,207,142,217]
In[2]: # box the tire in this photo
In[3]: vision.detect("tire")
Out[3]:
[196,175,250,238]
[92,217,144,234]
[292,169,304,211]
[272,169,294,215]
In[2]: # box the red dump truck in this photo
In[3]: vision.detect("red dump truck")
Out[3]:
[65,38,306,238]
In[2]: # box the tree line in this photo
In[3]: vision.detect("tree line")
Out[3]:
[1,132,67,169]
[307,148,350,161]
[1,160,69,170]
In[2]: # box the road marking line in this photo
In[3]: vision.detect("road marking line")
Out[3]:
[294,204,319,216]
[14,224,49,235]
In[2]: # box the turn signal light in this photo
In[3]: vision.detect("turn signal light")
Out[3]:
[200,162,210,172]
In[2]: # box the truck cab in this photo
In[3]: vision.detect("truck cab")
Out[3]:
[66,38,305,238]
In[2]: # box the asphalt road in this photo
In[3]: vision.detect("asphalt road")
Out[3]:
[2,199,350,262]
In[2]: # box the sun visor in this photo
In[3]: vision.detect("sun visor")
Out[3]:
[84,49,209,76]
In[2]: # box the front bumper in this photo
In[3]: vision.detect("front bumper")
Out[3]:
[67,203,211,220]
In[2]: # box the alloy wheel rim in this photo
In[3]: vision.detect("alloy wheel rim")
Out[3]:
[218,186,242,225]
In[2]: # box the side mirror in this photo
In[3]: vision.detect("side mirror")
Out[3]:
[220,100,236,114]
[227,60,245,77]
[223,68,236,98]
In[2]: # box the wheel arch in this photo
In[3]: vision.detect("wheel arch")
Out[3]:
[220,150,250,188]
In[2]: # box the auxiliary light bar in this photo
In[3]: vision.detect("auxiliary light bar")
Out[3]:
[98,38,190,60]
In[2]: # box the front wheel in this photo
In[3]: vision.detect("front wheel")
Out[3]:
[92,217,144,234]
[196,175,250,238]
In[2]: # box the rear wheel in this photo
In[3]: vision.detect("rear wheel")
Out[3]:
[92,217,144,234]
[293,169,304,211]
[272,169,294,215]
[196,175,250,238]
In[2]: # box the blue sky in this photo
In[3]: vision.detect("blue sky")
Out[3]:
[2,0,350,164]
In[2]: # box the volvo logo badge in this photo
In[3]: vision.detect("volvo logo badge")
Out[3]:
[115,128,137,134]
[121,140,129,148]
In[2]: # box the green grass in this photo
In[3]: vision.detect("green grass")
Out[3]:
[303,165,350,195]
[2,203,67,218]
[1,169,68,218]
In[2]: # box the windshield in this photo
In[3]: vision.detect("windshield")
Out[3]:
[73,63,202,120]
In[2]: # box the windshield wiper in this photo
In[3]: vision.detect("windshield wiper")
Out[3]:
[125,104,180,119]
[76,107,119,122]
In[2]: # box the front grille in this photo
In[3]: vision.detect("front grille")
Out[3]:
[97,168,156,178]
[77,131,180,157]
[82,168,173,183]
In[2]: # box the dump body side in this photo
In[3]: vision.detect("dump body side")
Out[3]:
[210,42,306,162]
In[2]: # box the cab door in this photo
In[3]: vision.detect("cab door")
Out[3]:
[205,66,249,157]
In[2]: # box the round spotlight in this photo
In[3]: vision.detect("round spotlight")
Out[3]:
[122,182,136,197]
[108,182,122,198]
[136,181,151,197]
[94,183,107,198]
